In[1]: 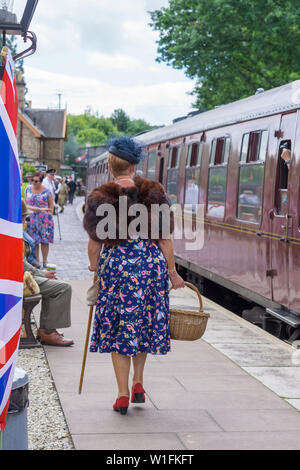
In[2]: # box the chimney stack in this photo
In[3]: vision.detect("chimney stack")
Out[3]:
[16,70,26,110]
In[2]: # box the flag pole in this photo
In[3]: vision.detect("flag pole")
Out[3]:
[0,430,2,450]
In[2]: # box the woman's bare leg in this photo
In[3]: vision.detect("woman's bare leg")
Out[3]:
[111,352,131,398]
[35,245,40,263]
[132,353,147,386]
[41,243,49,265]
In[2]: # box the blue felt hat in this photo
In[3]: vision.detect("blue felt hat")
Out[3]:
[108,137,143,165]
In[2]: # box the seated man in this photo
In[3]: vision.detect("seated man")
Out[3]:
[23,257,74,347]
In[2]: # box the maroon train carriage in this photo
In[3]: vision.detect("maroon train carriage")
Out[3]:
[86,80,300,343]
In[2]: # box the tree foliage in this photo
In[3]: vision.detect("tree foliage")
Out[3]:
[65,108,158,158]
[0,36,24,73]
[67,112,117,147]
[111,108,131,133]
[150,0,300,109]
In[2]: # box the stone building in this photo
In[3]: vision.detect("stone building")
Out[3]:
[16,72,68,171]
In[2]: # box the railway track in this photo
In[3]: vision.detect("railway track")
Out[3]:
[179,264,300,348]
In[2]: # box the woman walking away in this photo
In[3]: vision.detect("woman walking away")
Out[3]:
[25,172,54,268]
[83,137,185,415]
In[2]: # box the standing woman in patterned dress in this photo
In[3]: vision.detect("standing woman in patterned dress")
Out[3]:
[25,172,54,268]
[83,138,185,415]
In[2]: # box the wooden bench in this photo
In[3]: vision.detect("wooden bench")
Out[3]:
[20,295,43,349]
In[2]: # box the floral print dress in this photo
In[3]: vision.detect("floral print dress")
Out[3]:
[90,238,171,357]
[25,186,54,244]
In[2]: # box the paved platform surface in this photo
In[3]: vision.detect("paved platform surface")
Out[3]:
[47,197,93,281]
[38,199,300,450]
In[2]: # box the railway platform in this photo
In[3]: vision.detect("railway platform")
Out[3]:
[40,199,300,450]
[40,281,300,450]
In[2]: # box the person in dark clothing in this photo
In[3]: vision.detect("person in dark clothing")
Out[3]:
[67,178,76,205]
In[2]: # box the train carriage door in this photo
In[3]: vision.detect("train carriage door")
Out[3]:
[270,112,297,307]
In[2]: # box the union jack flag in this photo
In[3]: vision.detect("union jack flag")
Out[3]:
[0,49,23,431]
[75,153,87,163]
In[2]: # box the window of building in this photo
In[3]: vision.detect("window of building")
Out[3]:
[237,130,268,223]
[207,137,231,218]
[147,151,157,180]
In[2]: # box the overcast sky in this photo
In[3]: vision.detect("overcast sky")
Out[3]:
[15,0,195,126]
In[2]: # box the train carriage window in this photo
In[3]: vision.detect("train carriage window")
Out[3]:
[210,140,217,164]
[248,132,261,162]
[259,131,268,162]
[223,137,231,163]
[241,134,250,162]
[210,137,230,165]
[166,146,181,204]
[147,151,157,180]
[168,146,181,169]
[237,130,268,223]
[276,140,291,215]
[207,137,231,218]
[185,168,200,212]
[240,130,268,163]
[186,142,203,168]
[184,142,203,212]
[136,158,144,176]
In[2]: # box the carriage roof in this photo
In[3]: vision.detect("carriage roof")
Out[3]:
[136,80,300,146]
[89,80,300,168]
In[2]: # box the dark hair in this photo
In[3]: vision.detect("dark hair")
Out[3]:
[33,172,44,183]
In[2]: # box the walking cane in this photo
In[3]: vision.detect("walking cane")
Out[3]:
[56,209,62,241]
[79,273,97,395]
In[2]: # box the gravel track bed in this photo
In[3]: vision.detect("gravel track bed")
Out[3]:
[16,347,74,451]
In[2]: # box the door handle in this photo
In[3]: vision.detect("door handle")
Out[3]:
[280,214,291,242]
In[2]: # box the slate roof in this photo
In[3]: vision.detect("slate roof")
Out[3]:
[23,108,67,139]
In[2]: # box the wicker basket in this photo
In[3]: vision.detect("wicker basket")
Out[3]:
[170,282,210,341]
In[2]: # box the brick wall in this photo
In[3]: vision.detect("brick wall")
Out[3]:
[16,71,26,110]
[44,139,64,171]
[17,119,40,162]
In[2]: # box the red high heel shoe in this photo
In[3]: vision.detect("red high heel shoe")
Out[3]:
[131,383,145,403]
[113,396,129,415]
